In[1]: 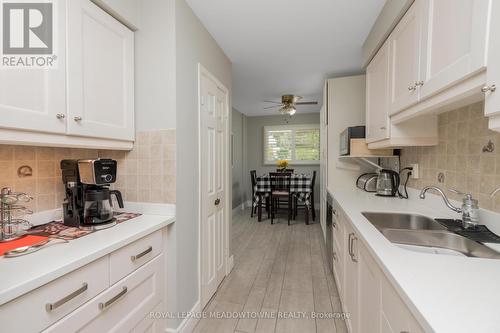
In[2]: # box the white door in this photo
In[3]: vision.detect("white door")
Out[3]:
[66,0,134,141]
[200,68,227,309]
[389,2,422,115]
[0,0,66,134]
[485,0,500,117]
[419,0,490,100]
[366,40,390,143]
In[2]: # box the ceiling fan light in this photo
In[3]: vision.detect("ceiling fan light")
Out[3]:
[279,105,296,115]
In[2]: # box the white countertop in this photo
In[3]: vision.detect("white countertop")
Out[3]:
[328,180,500,333]
[0,213,175,306]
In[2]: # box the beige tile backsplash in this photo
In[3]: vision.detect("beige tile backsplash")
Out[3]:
[400,101,500,212]
[0,129,176,213]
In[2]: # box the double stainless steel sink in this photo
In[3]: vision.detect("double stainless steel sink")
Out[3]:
[362,212,500,259]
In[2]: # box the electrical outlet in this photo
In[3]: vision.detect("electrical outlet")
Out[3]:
[410,163,419,179]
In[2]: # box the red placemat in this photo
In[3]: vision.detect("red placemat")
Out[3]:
[27,212,142,241]
[0,235,48,256]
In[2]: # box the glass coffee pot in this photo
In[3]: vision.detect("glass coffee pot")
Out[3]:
[83,188,124,226]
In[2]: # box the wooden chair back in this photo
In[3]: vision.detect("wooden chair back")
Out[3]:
[269,172,292,192]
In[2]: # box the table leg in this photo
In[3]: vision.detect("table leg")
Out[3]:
[305,205,309,225]
[258,195,262,222]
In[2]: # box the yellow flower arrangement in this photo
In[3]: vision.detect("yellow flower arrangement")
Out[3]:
[276,159,289,170]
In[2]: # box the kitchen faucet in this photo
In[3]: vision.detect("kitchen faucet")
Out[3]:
[419,186,479,229]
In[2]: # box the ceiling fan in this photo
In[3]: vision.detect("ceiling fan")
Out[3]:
[264,95,318,115]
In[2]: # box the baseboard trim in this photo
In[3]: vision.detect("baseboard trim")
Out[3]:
[165,300,201,333]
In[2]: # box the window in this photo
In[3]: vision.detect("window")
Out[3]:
[264,124,320,165]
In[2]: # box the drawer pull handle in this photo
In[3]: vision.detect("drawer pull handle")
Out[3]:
[130,246,153,261]
[45,282,88,311]
[99,287,127,310]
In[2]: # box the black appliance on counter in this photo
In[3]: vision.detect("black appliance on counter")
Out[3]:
[61,159,124,229]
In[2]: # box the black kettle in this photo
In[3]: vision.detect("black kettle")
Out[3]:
[376,169,400,197]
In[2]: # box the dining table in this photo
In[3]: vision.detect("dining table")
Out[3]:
[252,173,313,224]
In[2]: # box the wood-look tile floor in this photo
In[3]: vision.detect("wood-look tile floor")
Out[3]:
[193,209,348,333]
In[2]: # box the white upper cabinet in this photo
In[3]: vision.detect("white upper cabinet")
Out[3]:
[0,1,67,135]
[366,40,390,143]
[388,2,422,115]
[485,0,500,118]
[419,0,490,100]
[67,0,135,141]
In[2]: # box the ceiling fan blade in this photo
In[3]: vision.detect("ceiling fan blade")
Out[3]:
[263,100,282,104]
[263,105,282,109]
[296,101,318,105]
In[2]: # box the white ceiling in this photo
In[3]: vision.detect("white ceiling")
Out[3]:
[186,0,385,116]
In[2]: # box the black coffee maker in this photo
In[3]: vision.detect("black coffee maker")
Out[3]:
[61,159,124,229]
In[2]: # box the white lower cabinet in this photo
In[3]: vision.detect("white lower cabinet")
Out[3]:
[44,254,164,333]
[0,230,165,333]
[331,196,425,333]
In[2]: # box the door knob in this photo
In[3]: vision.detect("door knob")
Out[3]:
[214,198,220,206]
[481,85,497,93]
[74,116,83,122]
[56,113,65,119]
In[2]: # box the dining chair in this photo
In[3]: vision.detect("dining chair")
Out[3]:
[294,170,316,222]
[250,170,257,217]
[269,172,292,225]
[275,169,294,209]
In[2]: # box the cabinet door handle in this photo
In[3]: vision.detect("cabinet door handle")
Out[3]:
[481,85,496,93]
[332,251,337,261]
[332,221,337,229]
[351,235,358,262]
[73,116,83,122]
[415,80,424,87]
[56,113,65,119]
[130,246,153,261]
[45,283,88,311]
[99,286,127,310]
[347,233,353,257]
[408,85,416,91]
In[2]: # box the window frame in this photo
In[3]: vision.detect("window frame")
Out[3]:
[263,124,320,165]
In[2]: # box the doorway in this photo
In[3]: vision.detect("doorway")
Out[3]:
[199,64,230,309]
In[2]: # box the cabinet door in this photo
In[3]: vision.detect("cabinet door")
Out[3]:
[67,0,134,141]
[344,223,359,333]
[366,40,390,143]
[485,0,500,117]
[419,0,490,101]
[381,277,424,333]
[389,2,422,115]
[0,0,66,134]
[358,243,382,333]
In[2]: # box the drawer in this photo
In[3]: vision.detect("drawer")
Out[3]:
[109,230,163,284]
[0,256,109,333]
[44,254,164,333]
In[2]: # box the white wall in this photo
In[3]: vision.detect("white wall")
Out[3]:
[232,108,247,209]
[174,0,232,329]
[135,0,176,131]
